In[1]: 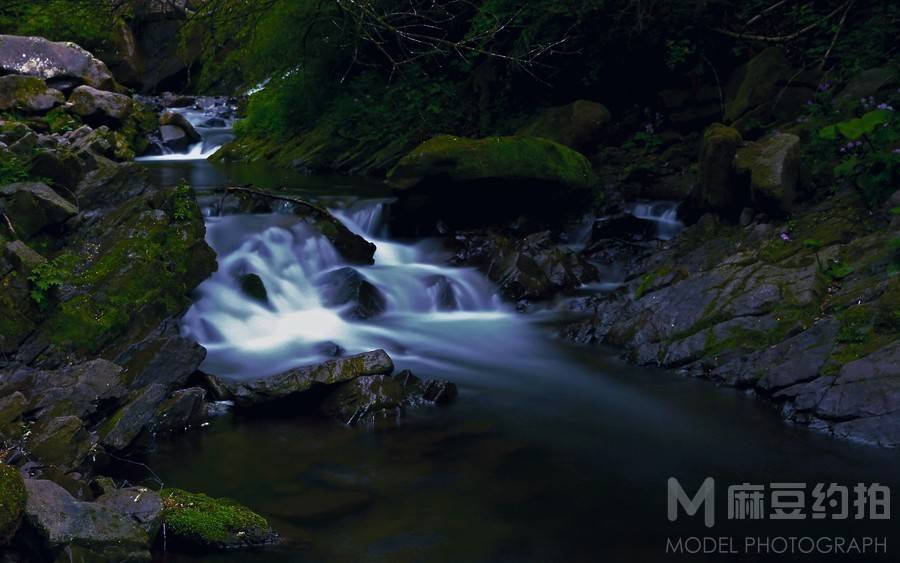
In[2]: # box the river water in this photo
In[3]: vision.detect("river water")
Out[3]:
[128,108,900,563]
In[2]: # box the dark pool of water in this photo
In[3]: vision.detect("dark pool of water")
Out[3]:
[128,160,900,563]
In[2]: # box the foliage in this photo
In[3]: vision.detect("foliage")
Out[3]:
[0,153,29,185]
[43,107,81,135]
[27,254,73,307]
[172,181,195,221]
[0,0,117,52]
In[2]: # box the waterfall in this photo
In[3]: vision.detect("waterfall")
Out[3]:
[625,201,684,241]
[136,99,237,162]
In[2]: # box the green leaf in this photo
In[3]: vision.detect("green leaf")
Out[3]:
[819,110,892,140]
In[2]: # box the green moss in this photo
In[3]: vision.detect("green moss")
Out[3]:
[43,107,81,134]
[634,266,672,299]
[388,135,598,191]
[160,489,274,550]
[0,464,26,545]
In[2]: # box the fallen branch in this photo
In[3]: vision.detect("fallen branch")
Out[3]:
[218,185,334,217]
[819,0,855,70]
[713,1,850,43]
[1,211,16,238]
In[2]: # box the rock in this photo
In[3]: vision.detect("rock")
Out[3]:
[68,85,133,126]
[212,349,395,408]
[0,392,27,436]
[396,370,458,405]
[4,240,46,271]
[816,341,900,421]
[832,414,900,449]
[837,67,898,102]
[100,384,167,451]
[0,182,77,239]
[0,465,26,546]
[152,388,207,434]
[388,135,598,233]
[96,487,163,533]
[321,374,406,426]
[23,479,150,561]
[26,416,96,471]
[755,320,838,392]
[115,319,208,391]
[159,488,276,551]
[0,35,119,91]
[238,273,268,304]
[724,47,792,123]
[0,75,64,113]
[74,161,153,209]
[159,111,201,142]
[693,123,744,212]
[316,267,386,320]
[734,133,800,213]
[426,275,457,310]
[659,85,723,130]
[28,149,84,189]
[517,100,611,150]
[158,124,191,151]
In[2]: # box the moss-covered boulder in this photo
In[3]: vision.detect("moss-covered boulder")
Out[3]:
[0,464,26,545]
[389,135,597,191]
[0,75,64,114]
[68,85,133,127]
[388,135,598,233]
[517,100,611,150]
[160,489,276,551]
[0,35,119,92]
[724,47,792,123]
[693,123,744,212]
[734,132,800,213]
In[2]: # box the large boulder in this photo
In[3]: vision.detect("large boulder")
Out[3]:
[0,35,119,92]
[517,100,611,150]
[23,479,151,561]
[159,124,191,151]
[387,135,598,233]
[0,182,77,239]
[0,465,26,546]
[68,85,133,126]
[210,349,394,407]
[0,75,64,113]
[734,132,800,213]
[160,111,201,142]
[693,123,744,213]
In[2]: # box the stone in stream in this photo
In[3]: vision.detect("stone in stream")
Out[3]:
[159,488,277,551]
[0,35,119,92]
[151,387,208,435]
[316,267,386,320]
[100,384,168,451]
[208,349,395,408]
[0,75,64,114]
[159,124,191,151]
[238,273,269,304]
[23,479,152,561]
[159,110,202,142]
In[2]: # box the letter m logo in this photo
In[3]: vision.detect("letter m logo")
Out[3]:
[668,477,715,528]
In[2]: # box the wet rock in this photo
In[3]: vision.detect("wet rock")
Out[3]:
[96,487,163,533]
[0,35,119,91]
[693,123,744,213]
[152,388,207,434]
[0,182,77,239]
[68,86,133,126]
[116,320,207,391]
[0,75,64,114]
[23,479,150,561]
[592,213,659,242]
[426,275,457,310]
[734,132,800,213]
[159,111,201,142]
[100,384,167,451]
[0,464,26,546]
[159,124,192,151]
[238,273,268,304]
[316,267,386,320]
[159,488,277,551]
[517,100,611,150]
[815,342,900,422]
[26,416,96,472]
[321,374,406,426]
[212,349,395,408]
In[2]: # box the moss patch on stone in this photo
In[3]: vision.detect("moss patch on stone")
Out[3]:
[0,464,26,545]
[160,489,275,551]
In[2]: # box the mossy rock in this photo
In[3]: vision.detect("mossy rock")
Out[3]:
[0,75,64,114]
[0,464,26,545]
[160,489,276,551]
[694,123,744,212]
[388,135,597,191]
[734,133,800,213]
[517,100,612,150]
[724,47,792,123]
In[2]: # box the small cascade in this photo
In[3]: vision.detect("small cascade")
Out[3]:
[182,200,512,379]
[136,97,237,162]
[625,201,684,241]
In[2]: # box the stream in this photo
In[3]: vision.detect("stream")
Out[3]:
[126,104,900,562]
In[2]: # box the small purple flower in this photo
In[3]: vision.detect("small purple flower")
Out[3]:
[877,103,895,111]
[817,80,832,93]
[780,232,791,242]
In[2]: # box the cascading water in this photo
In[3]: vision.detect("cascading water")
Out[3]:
[626,200,684,240]
[136,98,237,162]
[182,202,519,379]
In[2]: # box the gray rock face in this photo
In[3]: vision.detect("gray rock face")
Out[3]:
[101,384,168,451]
[0,182,77,239]
[816,342,900,421]
[212,349,395,407]
[0,35,119,92]
[0,75,64,113]
[755,320,837,391]
[734,132,800,212]
[68,85,133,126]
[24,479,151,562]
[96,487,163,533]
